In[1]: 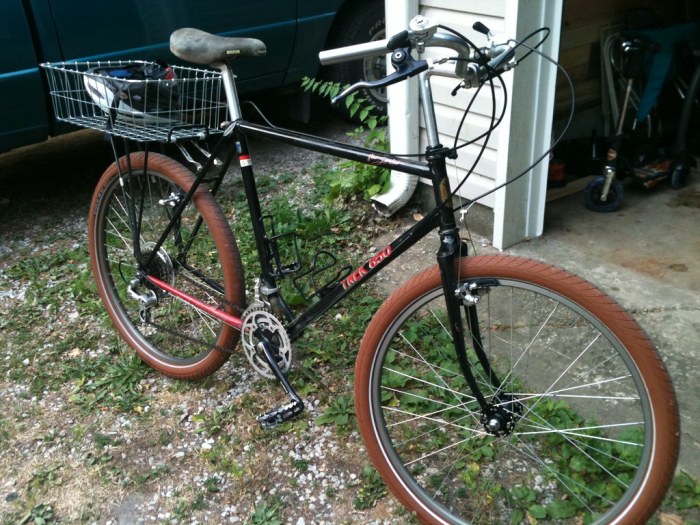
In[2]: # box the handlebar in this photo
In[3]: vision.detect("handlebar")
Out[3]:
[319,39,392,66]
[319,16,518,104]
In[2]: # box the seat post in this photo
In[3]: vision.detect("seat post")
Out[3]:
[215,63,243,122]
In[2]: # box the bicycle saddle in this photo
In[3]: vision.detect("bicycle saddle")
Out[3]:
[170,28,266,65]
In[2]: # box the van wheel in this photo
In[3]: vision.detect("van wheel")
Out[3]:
[326,1,386,119]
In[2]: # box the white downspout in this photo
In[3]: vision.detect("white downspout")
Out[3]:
[371,0,419,216]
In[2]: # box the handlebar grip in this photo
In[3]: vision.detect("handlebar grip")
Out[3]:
[319,39,390,66]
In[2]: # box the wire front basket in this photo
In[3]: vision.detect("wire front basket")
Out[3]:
[41,61,227,142]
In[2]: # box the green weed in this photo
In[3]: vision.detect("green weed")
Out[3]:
[20,503,54,525]
[662,471,700,517]
[246,498,283,525]
[29,464,63,491]
[90,351,149,411]
[315,394,355,428]
[302,77,390,201]
[353,464,388,510]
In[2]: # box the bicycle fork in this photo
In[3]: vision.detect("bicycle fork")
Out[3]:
[428,150,521,437]
[437,235,523,437]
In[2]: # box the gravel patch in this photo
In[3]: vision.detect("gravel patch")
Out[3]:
[0,120,416,524]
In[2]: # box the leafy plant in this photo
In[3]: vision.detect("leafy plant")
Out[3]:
[246,499,283,525]
[30,464,63,490]
[664,471,700,512]
[353,464,388,510]
[20,504,54,525]
[302,77,391,200]
[315,394,355,427]
[301,78,380,127]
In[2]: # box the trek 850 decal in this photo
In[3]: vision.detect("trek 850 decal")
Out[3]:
[342,245,393,290]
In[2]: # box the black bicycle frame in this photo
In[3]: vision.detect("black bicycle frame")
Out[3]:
[232,122,424,323]
[231,121,439,330]
[127,112,492,412]
[229,120,491,409]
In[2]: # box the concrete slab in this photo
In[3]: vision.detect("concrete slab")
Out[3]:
[503,175,700,477]
[374,171,700,477]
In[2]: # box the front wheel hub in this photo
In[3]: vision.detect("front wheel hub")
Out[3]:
[480,394,523,437]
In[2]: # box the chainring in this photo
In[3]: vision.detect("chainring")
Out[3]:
[241,302,292,379]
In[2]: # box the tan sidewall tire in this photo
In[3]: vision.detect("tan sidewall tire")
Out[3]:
[355,255,679,525]
[88,152,245,380]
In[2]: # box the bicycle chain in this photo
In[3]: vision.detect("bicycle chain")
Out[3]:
[143,317,232,354]
[140,268,246,355]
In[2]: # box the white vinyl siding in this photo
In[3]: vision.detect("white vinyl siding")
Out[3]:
[386,0,561,249]
[418,0,508,208]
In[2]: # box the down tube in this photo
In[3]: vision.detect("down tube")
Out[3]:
[286,209,441,340]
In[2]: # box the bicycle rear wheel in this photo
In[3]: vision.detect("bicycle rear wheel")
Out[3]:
[89,152,245,379]
[355,256,678,524]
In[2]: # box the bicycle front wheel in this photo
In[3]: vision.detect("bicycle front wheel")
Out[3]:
[355,256,678,524]
[89,152,245,379]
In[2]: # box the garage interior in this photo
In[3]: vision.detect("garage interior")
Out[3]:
[551,0,700,199]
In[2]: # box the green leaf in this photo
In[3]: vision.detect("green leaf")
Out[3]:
[546,499,578,519]
[479,444,495,459]
[528,504,547,519]
[345,93,356,108]
[511,510,525,525]
[677,495,699,510]
[511,485,536,502]
[569,455,588,473]
[366,184,382,197]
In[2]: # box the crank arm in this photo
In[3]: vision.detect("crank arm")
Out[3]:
[256,339,304,429]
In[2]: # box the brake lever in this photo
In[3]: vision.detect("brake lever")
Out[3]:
[331,48,429,107]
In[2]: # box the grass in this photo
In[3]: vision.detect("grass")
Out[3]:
[1,132,698,524]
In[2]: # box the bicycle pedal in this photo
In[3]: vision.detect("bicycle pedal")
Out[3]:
[257,399,304,429]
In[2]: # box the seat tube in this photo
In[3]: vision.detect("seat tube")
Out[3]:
[235,136,276,280]
[216,63,275,280]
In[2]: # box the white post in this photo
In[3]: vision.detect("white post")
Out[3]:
[492,0,563,249]
[373,0,420,216]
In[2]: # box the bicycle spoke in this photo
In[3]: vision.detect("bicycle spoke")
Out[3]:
[91,157,241,369]
[364,268,665,524]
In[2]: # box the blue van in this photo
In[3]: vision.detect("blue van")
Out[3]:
[0,0,384,152]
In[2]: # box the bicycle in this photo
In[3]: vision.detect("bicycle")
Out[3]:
[42,15,679,525]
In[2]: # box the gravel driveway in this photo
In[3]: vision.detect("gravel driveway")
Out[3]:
[0,117,414,524]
